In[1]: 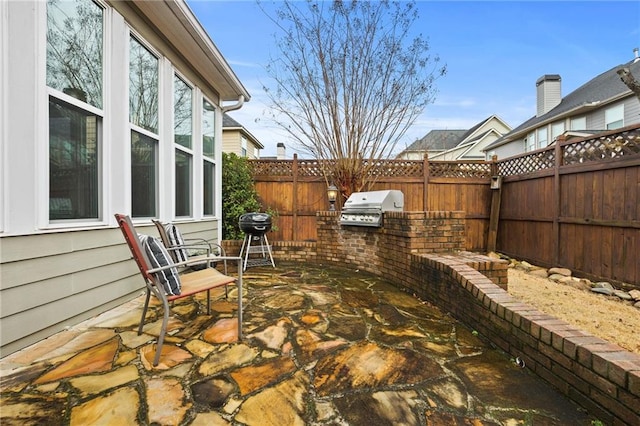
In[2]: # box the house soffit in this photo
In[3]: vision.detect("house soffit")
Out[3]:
[127,0,250,102]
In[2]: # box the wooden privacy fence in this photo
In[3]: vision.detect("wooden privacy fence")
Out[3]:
[496,123,639,287]
[248,123,639,286]
[250,156,495,251]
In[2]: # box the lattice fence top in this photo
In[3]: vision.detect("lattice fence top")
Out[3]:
[367,160,424,177]
[498,149,555,176]
[250,160,293,176]
[497,125,640,176]
[297,160,329,177]
[250,126,639,179]
[250,158,492,179]
[429,161,492,178]
[562,127,640,165]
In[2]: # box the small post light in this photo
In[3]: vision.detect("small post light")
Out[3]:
[327,184,338,211]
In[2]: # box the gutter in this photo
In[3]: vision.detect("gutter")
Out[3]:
[485,101,605,151]
[222,95,245,113]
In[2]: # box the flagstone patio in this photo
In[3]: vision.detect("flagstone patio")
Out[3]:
[1,262,597,425]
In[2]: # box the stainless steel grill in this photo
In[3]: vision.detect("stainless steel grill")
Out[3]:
[339,190,404,227]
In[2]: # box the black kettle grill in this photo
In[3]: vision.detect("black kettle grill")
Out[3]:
[239,212,272,236]
[238,212,275,270]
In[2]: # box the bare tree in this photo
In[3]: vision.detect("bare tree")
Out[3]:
[617,67,640,103]
[262,0,446,199]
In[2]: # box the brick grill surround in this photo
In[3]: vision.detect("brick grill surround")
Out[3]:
[224,211,640,424]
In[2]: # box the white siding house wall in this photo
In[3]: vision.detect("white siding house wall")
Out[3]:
[0,1,239,356]
[624,97,640,123]
[491,139,525,160]
[223,130,242,157]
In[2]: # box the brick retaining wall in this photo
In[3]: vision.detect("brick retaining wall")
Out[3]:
[223,211,640,424]
[410,254,640,425]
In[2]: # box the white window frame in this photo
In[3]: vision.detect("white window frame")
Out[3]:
[605,104,624,130]
[173,72,195,218]
[551,122,564,141]
[128,31,162,220]
[526,131,535,152]
[537,127,548,149]
[570,116,586,131]
[42,0,109,230]
[202,95,217,217]
[0,0,7,232]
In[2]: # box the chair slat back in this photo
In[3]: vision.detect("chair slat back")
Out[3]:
[115,213,154,283]
[152,219,179,263]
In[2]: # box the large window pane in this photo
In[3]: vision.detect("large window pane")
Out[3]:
[551,122,565,141]
[174,76,192,149]
[203,100,215,158]
[570,116,586,131]
[49,97,100,220]
[537,127,548,149]
[47,0,103,108]
[129,37,158,133]
[175,150,192,217]
[203,161,215,216]
[131,131,157,218]
[605,104,624,130]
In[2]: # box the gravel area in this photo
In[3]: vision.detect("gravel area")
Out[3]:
[506,268,640,354]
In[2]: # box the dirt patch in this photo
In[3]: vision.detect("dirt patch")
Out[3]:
[507,268,640,354]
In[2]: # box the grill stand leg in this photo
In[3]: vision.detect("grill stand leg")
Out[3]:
[262,234,276,267]
[240,233,276,270]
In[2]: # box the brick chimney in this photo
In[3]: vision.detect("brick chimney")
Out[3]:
[536,74,561,117]
[276,143,286,159]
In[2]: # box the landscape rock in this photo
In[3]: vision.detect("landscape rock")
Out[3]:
[591,287,613,296]
[567,279,592,292]
[613,290,633,301]
[529,269,549,279]
[548,274,565,282]
[519,261,533,271]
[548,267,571,277]
[593,282,614,291]
[629,290,640,301]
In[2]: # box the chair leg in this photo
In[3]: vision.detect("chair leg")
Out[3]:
[206,289,211,314]
[138,289,152,335]
[154,297,171,367]
[237,258,243,340]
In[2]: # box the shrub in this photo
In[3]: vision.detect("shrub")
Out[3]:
[221,153,261,240]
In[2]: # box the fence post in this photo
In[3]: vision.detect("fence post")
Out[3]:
[552,137,564,266]
[487,155,501,252]
[423,153,429,211]
[292,153,298,241]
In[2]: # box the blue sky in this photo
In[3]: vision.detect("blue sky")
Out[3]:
[187,0,640,158]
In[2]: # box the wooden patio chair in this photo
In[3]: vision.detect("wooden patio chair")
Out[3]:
[152,219,228,276]
[114,213,243,366]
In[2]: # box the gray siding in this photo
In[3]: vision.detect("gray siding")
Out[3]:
[623,97,640,125]
[0,227,143,355]
[0,220,218,356]
[0,219,219,356]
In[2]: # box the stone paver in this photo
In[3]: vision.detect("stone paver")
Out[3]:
[0,262,598,425]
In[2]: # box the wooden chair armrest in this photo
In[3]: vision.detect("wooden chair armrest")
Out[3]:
[146,256,241,274]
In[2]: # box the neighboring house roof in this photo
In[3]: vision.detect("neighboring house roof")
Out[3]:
[402,130,468,154]
[222,113,265,149]
[484,58,640,151]
[430,129,494,159]
[399,115,511,159]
